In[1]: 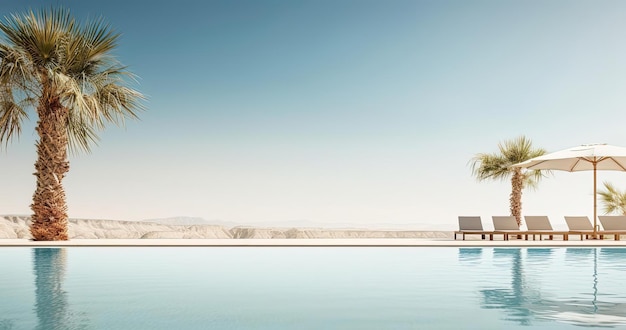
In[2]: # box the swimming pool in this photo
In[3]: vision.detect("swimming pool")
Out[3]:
[1,247,625,329]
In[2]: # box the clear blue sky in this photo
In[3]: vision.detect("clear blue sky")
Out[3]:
[2,0,626,229]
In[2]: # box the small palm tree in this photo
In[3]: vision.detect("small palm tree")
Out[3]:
[470,136,547,227]
[0,8,143,240]
[598,182,626,215]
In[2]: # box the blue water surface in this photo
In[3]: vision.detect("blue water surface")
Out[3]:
[1,247,625,329]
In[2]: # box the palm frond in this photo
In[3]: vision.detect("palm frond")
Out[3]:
[470,152,511,182]
[0,8,73,69]
[523,169,551,190]
[57,66,144,147]
[598,181,626,215]
[0,101,27,146]
[80,15,119,60]
[0,41,34,145]
[499,135,547,165]
[66,107,99,154]
[472,135,548,183]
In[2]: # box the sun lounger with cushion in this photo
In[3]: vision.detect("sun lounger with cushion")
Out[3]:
[598,216,626,240]
[524,216,571,240]
[491,216,523,240]
[454,216,495,240]
[564,216,595,240]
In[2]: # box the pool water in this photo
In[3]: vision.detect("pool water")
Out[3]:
[1,247,626,329]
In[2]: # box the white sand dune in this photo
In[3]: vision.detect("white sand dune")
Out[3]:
[0,215,232,239]
[0,215,453,240]
[229,226,451,239]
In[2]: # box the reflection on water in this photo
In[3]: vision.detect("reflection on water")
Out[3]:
[458,248,482,264]
[480,248,539,326]
[32,248,89,330]
[0,319,15,330]
[470,248,626,328]
[565,248,594,262]
[600,248,626,270]
[525,248,554,267]
[4,246,625,329]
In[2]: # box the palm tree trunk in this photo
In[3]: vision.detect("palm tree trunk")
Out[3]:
[510,168,523,228]
[30,93,70,241]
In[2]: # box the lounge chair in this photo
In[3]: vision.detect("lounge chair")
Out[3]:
[524,216,571,240]
[564,216,595,240]
[454,216,494,240]
[491,216,523,240]
[598,216,626,240]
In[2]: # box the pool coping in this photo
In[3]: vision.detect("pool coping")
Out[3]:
[2,238,626,247]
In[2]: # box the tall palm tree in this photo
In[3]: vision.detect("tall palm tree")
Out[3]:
[598,182,626,215]
[0,8,143,240]
[470,136,547,227]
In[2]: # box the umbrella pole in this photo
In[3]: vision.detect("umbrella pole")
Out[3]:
[593,162,598,238]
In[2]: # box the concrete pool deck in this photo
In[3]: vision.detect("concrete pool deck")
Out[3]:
[2,238,626,247]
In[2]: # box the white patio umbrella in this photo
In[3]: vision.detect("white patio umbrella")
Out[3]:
[513,143,626,235]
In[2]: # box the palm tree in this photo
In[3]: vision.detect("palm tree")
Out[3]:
[0,8,143,240]
[598,182,626,215]
[470,136,547,227]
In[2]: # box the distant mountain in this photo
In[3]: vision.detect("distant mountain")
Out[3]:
[243,219,453,231]
[141,216,209,226]
[255,219,369,229]
[141,216,240,227]
[142,217,454,231]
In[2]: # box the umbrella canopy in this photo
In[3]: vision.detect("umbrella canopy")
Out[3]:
[513,144,626,235]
